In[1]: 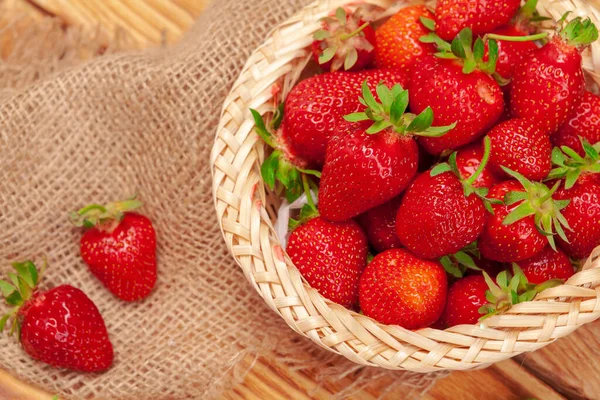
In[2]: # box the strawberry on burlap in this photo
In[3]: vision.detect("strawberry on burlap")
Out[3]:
[0,1,445,399]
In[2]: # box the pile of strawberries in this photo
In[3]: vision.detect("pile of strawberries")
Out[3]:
[253,0,600,330]
[1,199,157,372]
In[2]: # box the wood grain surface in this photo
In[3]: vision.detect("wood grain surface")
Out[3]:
[0,1,598,399]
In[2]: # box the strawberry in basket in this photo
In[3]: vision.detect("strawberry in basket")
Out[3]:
[286,196,368,309]
[517,246,575,284]
[359,248,447,329]
[487,118,552,181]
[318,81,455,221]
[478,168,571,262]
[395,137,496,260]
[551,91,600,156]
[358,196,403,253]
[434,0,521,41]
[312,7,376,72]
[374,5,435,72]
[442,266,563,327]
[0,261,113,372]
[510,15,599,134]
[547,141,600,258]
[71,197,157,302]
[410,28,505,154]
[282,68,409,167]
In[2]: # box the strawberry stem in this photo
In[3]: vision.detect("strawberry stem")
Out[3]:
[464,136,492,187]
[339,22,370,41]
[485,32,548,42]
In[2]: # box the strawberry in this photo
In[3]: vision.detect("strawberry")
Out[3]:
[434,0,521,41]
[286,209,368,308]
[485,25,539,79]
[510,15,598,134]
[318,81,454,221]
[478,169,571,262]
[396,137,493,259]
[553,174,600,259]
[281,69,409,167]
[441,275,488,327]
[551,91,600,156]
[456,141,501,189]
[488,118,552,181]
[359,196,402,253]
[0,261,113,372]
[446,266,563,326]
[374,5,435,72]
[410,29,504,154]
[517,247,574,284]
[359,249,447,329]
[312,7,376,72]
[71,198,157,302]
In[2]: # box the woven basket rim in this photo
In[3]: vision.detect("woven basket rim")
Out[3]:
[211,0,600,372]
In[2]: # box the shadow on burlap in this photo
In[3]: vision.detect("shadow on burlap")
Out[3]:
[0,0,448,398]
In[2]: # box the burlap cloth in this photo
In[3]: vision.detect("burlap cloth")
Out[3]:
[0,1,446,398]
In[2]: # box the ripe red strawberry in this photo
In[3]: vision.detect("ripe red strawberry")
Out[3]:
[488,118,551,181]
[409,29,504,154]
[286,215,368,308]
[359,196,402,252]
[318,81,454,221]
[282,69,409,167]
[456,141,501,189]
[312,7,376,72]
[359,249,447,329]
[434,0,521,41]
[71,198,157,302]
[517,247,574,284]
[396,137,493,259]
[553,174,600,259]
[551,91,600,156]
[510,16,598,134]
[485,25,539,79]
[478,170,571,262]
[0,261,113,372]
[441,275,488,327]
[374,5,435,72]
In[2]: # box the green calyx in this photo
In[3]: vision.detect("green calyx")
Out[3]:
[251,107,320,203]
[420,20,499,75]
[70,196,143,228]
[314,7,374,71]
[0,260,44,338]
[479,264,563,321]
[288,175,320,231]
[515,0,552,27]
[420,17,547,80]
[430,136,501,213]
[501,167,572,251]
[547,139,600,189]
[439,242,482,278]
[557,12,599,48]
[344,80,456,136]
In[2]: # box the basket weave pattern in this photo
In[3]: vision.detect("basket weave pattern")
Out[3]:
[211,0,600,372]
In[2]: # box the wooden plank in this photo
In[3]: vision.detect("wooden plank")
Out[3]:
[424,360,565,400]
[515,321,600,400]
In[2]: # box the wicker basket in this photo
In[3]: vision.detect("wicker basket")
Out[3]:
[211,0,600,372]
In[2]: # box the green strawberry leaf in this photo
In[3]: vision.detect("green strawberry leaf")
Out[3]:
[319,46,338,64]
[430,163,453,177]
[250,109,276,148]
[314,29,330,40]
[419,16,435,31]
[12,261,34,289]
[454,251,479,270]
[0,281,16,298]
[5,290,23,306]
[261,151,280,190]
[503,191,528,206]
[390,89,409,126]
[335,7,346,25]
[345,47,358,71]
[344,112,370,122]
[0,315,9,333]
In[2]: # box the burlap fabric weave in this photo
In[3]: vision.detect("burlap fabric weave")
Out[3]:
[0,1,445,398]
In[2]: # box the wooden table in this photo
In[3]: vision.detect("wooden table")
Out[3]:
[1,1,599,399]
